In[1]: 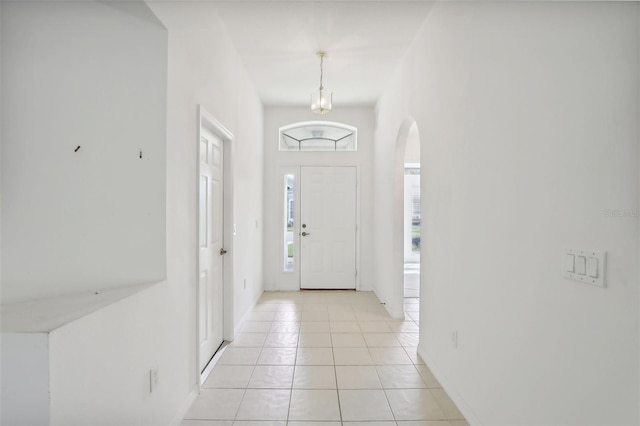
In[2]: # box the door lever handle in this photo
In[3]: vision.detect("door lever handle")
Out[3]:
[301,232,310,236]
[219,248,228,255]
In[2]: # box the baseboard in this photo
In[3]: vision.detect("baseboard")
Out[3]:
[235,290,262,335]
[383,299,405,319]
[417,343,482,426]
[173,289,266,426]
[372,288,404,320]
[170,385,199,426]
[252,286,264,310]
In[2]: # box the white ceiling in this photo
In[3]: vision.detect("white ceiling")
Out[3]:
[150,1,434,107]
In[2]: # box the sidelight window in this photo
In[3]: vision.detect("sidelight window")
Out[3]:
[284,174,295,272]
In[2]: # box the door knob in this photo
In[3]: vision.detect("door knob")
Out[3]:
[301,232,310,236]
[219,248,228,255]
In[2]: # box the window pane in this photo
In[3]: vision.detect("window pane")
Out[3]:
[405,166,420,254]
[412,189,421,253]
[279,121,357,151]
[284,174,295,272]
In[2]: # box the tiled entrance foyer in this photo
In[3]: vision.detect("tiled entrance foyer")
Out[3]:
[183,291,468,426]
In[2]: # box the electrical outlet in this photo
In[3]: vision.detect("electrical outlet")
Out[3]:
[150,365,159,393]
[452,331,458,349]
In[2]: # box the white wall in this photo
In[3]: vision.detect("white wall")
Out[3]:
[1,2,168,303]
[372,84,415,314]
[1,1,264,424]
[44,285,161,425]
[263,107,374,292]
[149,1,265,331]
[374,2,640,425]
[404,123,420,164]
[0,0,3,313]
[1,333,49,426]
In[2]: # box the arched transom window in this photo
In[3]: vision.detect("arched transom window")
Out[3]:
[279,121,357,152]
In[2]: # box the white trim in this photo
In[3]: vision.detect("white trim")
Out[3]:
[170,385,198,426]
[279,120,356,134]
[199,106,233,142]
[355,165,361,291]
[199,342,229,386]
[418,343,481,426]
[196,105,235,389]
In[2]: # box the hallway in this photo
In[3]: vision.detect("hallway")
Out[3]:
[404,263,420,300]
[183,291,467,425]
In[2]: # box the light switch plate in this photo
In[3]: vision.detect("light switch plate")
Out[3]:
[565,254,575,272]
[563,248,606,288]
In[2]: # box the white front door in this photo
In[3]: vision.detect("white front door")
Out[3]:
[300,166,357,289]
[199,128,224,372]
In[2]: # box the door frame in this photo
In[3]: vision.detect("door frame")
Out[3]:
[276,165,361,291]
[196,105,235,385]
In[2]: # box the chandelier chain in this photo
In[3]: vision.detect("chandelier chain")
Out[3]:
[319,54,324,90]
[311,51,332,114]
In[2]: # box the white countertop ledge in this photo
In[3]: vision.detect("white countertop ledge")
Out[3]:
[1,282,156,333]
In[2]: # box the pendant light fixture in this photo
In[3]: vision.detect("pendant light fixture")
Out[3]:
[310,51,332,114]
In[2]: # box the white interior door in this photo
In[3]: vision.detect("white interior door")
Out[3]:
[300,166,357,289]
[199,128,224,372]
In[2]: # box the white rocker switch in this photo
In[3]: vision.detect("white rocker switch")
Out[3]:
[565,254,575,272]
[576,256,587,275]
[587,257,598,278]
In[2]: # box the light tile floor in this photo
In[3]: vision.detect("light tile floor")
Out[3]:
[183,290,467,426]
[404,263,420,299]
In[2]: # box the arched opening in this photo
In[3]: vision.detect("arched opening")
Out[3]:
[391,118,421,320]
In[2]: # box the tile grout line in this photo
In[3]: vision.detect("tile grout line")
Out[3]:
[232,387,248,423]
[285,328,301,423]
[372,356,398,424]
[331,325,343,424]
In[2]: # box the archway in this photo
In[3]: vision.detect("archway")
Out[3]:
[391,118,421,319]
